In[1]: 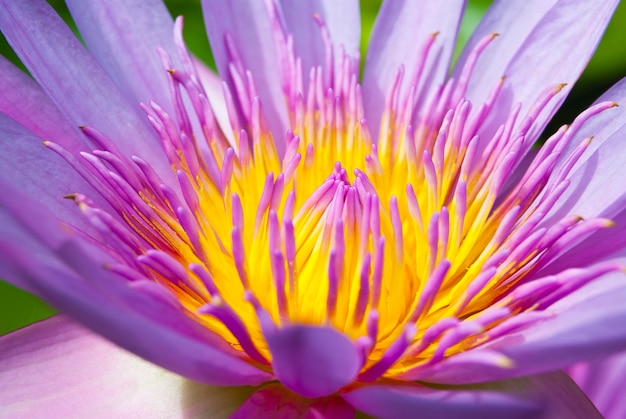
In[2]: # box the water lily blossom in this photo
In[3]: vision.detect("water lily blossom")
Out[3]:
[2,0,626,417]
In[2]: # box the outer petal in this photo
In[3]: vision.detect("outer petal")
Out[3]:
[568,351,626,419]
[0,113,106,225]
[0,316,255,418]
[65,0,179,115]
[278,0,360,79]
[0,211,55,295]
[455,0,618,150]
[265,325,360,398]
[0,0,171,177]
[362,0,465,139]
[343,371,598,419]
[0,56,85,153]
[231,384,354,419]
[202,0,288,152]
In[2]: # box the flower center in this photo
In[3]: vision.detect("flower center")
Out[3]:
[46,18,618,384]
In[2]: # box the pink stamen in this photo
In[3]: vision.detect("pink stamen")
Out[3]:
[198,299,268,364]
[358,324,416,382]
[231,226,249,289]
[354,253,372,325]
[410,260,451,321]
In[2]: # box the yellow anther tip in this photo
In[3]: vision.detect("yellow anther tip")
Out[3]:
[554,83,568,93]
[497,355,514,368]
[604,220,617,228]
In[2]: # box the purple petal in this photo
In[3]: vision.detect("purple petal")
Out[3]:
[265,325,360,398]
[0,113,106,225]
[0,211,53,294]
[64,0,179,115]
[343,371,600,419]
[0,0,171,177]
[343,381,539,419]
[568,351,626,419]
[362,0,465,139]
[455,0,618,151]
[0,316,255,418]
[201,0,288,153]
[231,384,354,419]
[0,56,85,153]
[278,0,360,79]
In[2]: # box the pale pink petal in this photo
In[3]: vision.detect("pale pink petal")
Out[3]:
[0,316,255,418]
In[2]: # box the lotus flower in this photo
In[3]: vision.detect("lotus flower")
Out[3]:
[2,0,626,417]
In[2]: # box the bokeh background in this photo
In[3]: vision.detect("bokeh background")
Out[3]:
[1,0,625,335]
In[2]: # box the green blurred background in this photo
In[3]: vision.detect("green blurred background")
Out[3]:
[1,0,625,335]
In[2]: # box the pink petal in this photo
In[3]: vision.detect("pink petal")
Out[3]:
[231,384,354,419]
[0,316,255,418]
